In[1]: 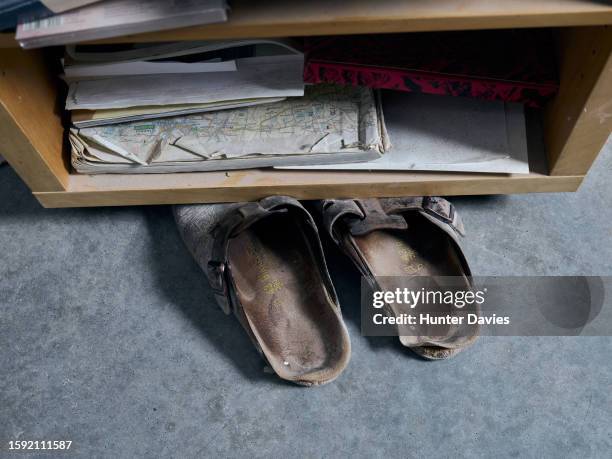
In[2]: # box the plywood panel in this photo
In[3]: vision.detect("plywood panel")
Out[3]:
[0,48,67,191]
[34,171,583,208]
[544,26,612,176]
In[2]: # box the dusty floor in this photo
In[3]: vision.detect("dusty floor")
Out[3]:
[1,141,611,458]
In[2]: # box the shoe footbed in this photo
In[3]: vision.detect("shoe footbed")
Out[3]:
[227,213,350,384]
[348,213,477,352]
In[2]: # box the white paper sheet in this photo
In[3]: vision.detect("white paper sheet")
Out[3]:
[279,92,530,174]
[66,55,305,110]
[62,38,302,80]
[64,60,237,80]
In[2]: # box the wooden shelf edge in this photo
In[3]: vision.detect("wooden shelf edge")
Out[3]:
[3,2,612,49]
[32,173,584,208]
[0,33,18,48]
[92,0,612,44]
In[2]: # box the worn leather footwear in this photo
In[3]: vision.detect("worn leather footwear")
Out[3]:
[317,196,478,359]
[174,196,351,386]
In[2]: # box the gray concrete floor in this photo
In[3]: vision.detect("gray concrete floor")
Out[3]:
[1,141,611,459]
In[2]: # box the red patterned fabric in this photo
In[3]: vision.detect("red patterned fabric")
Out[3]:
[304,31,559,107]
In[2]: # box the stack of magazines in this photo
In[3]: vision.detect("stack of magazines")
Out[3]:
[11,0,228,46]
[1,1,101,30]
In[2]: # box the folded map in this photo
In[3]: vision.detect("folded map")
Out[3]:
[70,85,388,174]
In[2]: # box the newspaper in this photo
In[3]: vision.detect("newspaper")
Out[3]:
[70,85,388,174]
[16,0,227,49]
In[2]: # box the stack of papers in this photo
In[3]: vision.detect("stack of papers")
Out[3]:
[66,39,306,126]
[70,99,287,128]
[15,0,228,48]
[62,38,302,78]
[64,39,388,174]
[66,57,305,110]
[69,84,388,174]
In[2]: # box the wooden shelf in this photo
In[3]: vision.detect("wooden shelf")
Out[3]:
[1,15,611,208]
[92,0,612,43]
[32,170,583,208]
